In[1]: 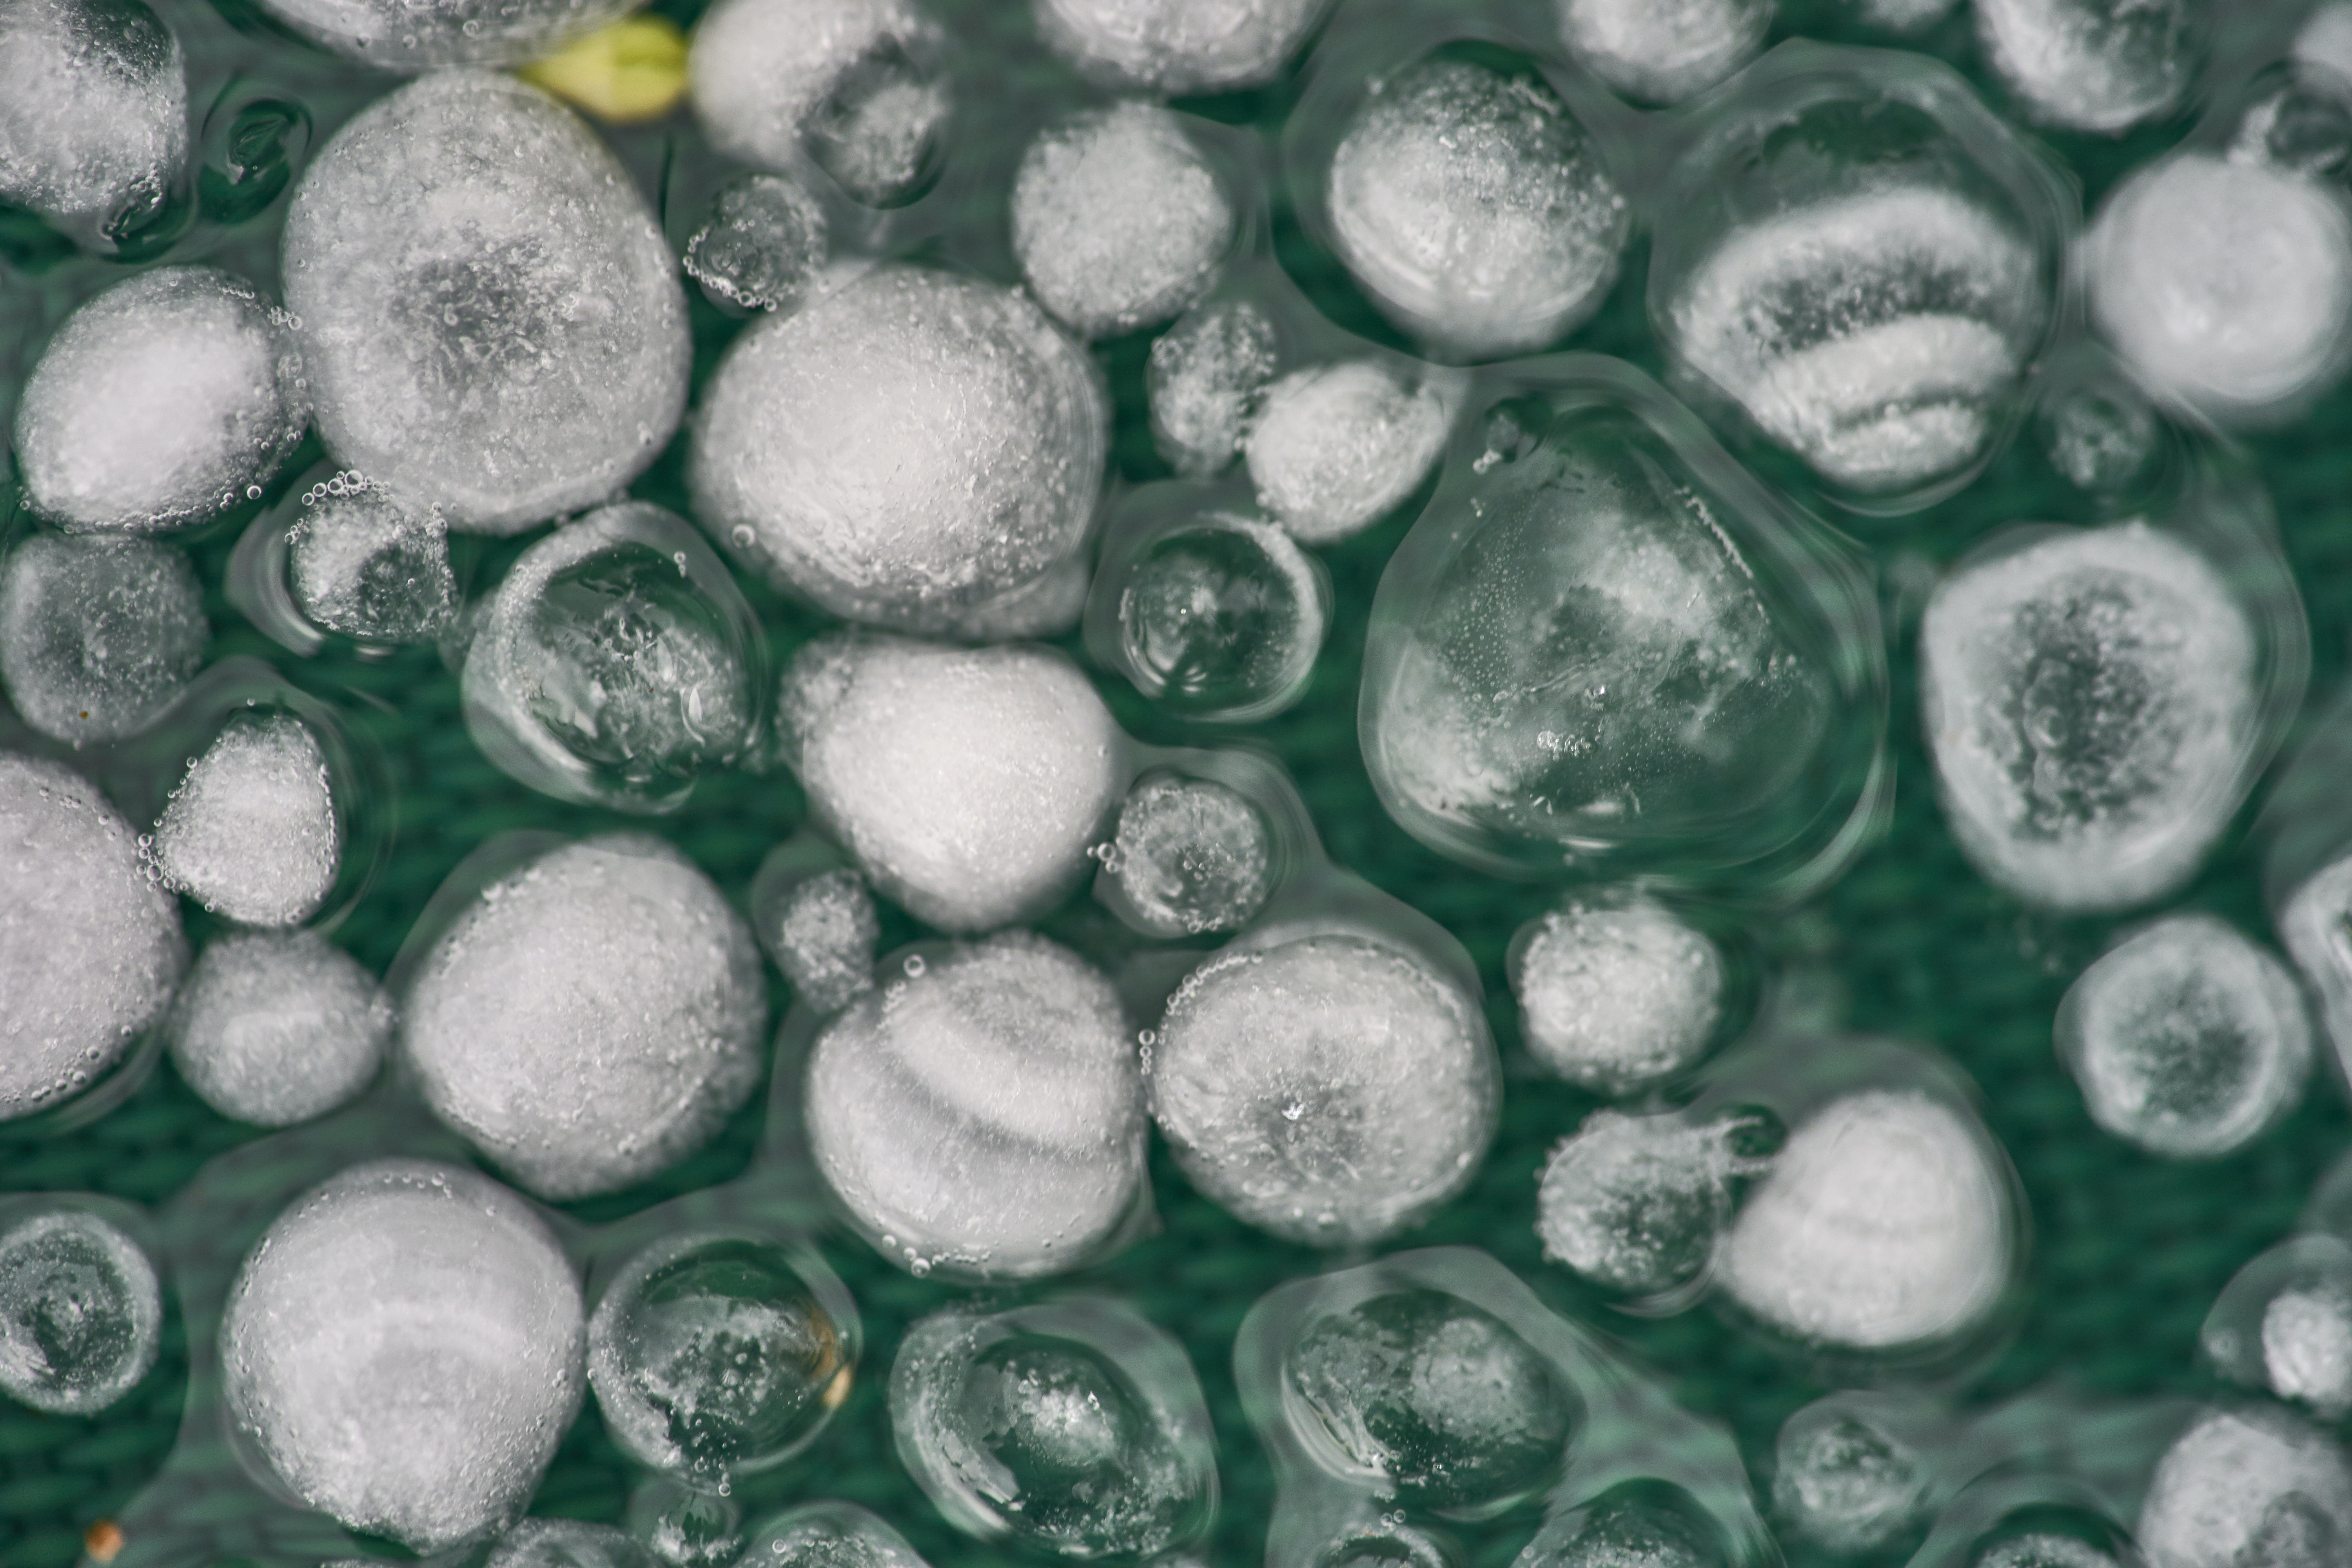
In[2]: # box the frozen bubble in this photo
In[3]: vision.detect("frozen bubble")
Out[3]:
[1014,103,1231,339]
[253,0,636,65]
[630,1479,744,1568]
[0,753,182,1118]
[2056,915,2311,1158]
[151,712,341,928]
[165,930,390,1127]
[769,869,879,1014]
[1536,1110,1763,1294]
[2137,1407,2352,1568]
[1975,0,2192,132]
[588,1233,853,1481]
[689,0,948,206]
[779,635,1124,933]
[286,477,457,645]
[739,1502,932,1568]
[1514,1488,1726,1568]
[683,172,828,314]
[1718,1089,2011,1350]
[488,1519,657,1568]
[693,266,1106,630]
[1284,1287,1574,1511]
[890,1299,1214,1556]
[1326,54,1626,357]
[283,71,688,535]
[1511,893,1724,1094]
[15,267,305,534]
[0,1209,160,1416]
[1667,186,2043,494]
[1033,0,1327,94]
[0,533,206,744]
[403,835,766,1200]
[1113,510,1328,719]
[1149,297,1278,477]
[1920,524,2256,912]
[1773,1410,1925,1552]
[807,933,1144,1278]
[0,0,185,235]
[1102,775,1272,938]
[222,1160,584,1552]
[1246,360,1450,544]
[1150,929,1497,1245]
[2264,1286,2352,1418]
[2086,154,2352,420]
[462,503,759,812]
[1554,0,1770,103]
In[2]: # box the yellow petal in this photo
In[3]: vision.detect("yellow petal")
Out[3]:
[519,14,690,126]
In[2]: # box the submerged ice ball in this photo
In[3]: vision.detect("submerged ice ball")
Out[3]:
[739,1503,932,1568]
[0,533,207,745]
[2136,1407,2352,1568]
[0,0,185,238]
[682,172,827,315]
[283,476,458,646]
[1537,1109,1764,1294]
[0,1208,160,1416]
[151,712,342,928]
[165,930,390,1127]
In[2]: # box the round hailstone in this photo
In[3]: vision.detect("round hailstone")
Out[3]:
[778,635,1125,933]
[692,265,1106,630]
[1974,0,2192,132]
[1101,775,1273,938]
[401,836,767,1200]
[1031,0,1328,94]
[1112,510,1328,721]
[0,753,183,1120]
[2265,1285,2352,1418]
[486,1520,657,1568]
[281,71,689,535]
[2136,1407,2352,1568]
[1148,297,1279,477]
[737,1504,929,1568]
[682,172,829,315]
[766,869,879,1014]
[284,477,458,645]
[0,1209,162,1415]
[1537,1110,1762,1294]
[0,533,207,745]
[1717,1089,2012,1351]
[151,712,341,928]
[1511,894,1724,1095]
[14,268,305,534]
[1245,360,1450,543]
[0,0,187,234]
[220,1159,585,1553]
[252,0,639,65]
[165,930,391,1127]
[1553,0,1771,104]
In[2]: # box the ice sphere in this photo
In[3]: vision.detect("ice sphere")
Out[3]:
[1920,524,2257,912]
[2054,914,2311,1158]
[165,930,390,1127]
[284,474,458,646]
[688,0,949,206]
[1974,0,2192,132]
[890,1298,1215,1556]
[778,635,1124,933]
[2202,1237,2352,1420]
[282,71,689,535]
[805,932,1145,1279]
[2136,1407,2352,1568]
[489,1519,657,1568]
[588,1232,855,1482]
[1515,1486,1730,1568]
[0,753,183,1118]
[2264,1286,2352,1418]
[631,1479,744,1568]
[0,0,185,239]
[1772,1406,1927,1552]
[0,533,207,744]
[151,712,341,928]
[2085,153,2352,421]
[1536,1110,1766,1294]
[1322,53,1626,358]
[1013,103,1232,339]
[682,172,827,314]
[14,268,305,534]
[221,1159,585,1553]
[1510,892,1724,1094]
[1150,926,1497,1245]
[463,503,761,813]
[251,0,638,66]
[1718,1089,2011,1350]
[767,869,879,1013]
[1857,0,1957,27]
[403,835,766,1200]
[739,1502,932,1568]
[1246,360,1452,543]
[1105,507,1328,720]
[0,1208,160,1415]
[1099,774,1272,938]
[2040,376,2163,499]
[693,266,1106,630]
[1033,0,1327,94]
[1553,0,1770,104]
[1150,298,1279,477]
[1283,1288,1575,1511]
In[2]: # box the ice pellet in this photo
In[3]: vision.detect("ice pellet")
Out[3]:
[1101,775,1272,938]
[1514,1489,1725,1568]
[0,1209,160,1415]
[1246,360,1450,544]
[1553,0,1771,103]
[2136,1407,2352,1568]
[1149,297,1278,477]
[738,1503,932,1568]
[1537,1111,1765,1294]
[1112,510,1327,720]
[151,712,341,928]
[768,868,879,1014]
[253,0,639,65]
[2265,1286,2352,1418]
[682,172,827,314]
[0,533,207,744]
[1773,1408,1926,1552]
[1974,0,2192,132]
[488,1519,657,1568]
[1512,892,1725,1094]
[0,0,186,237]
[165,930,390,1127]
[1033,0,1327,94]
[285,476,458,645]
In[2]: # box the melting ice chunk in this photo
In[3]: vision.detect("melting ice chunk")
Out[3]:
[166,930,390,1126]
[1149,297,1278,477]
[0,533,207,744]
[1553,0,1771,103]
[0,0,186,238]
[152,712,341,928]
[1100,774,1272,938]
[683,172,828,315]
[1537,1109,1766,1294]
[1112,511,1328,720]
[2136,1407,2352,1568]
[0,1208,161,1416]
[1246,360,1450,543]
[285,475,457,645]
[1974,0,2192,132]
[1032,0,1328,94]
[1511,892,1724,1094]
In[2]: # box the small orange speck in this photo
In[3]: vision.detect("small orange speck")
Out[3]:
[85,1521,124,1564]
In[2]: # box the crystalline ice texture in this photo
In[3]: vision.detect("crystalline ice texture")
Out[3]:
[252,0,639,65]
[1555,0,1771,103]
[1512,893,1724,1094]
[1032,0,1327,94]
[2136,1407,2352,1568]
[1537,1110,1760,1293]
[738,1503,933,1568]
[683,172,828,314]
[1105,776,1272,937]
[1773,1411,1926,1552]
[1512,1489,1726,1568]
[0,1209,161,1415]
[1974,0,2192,132]
[1149,298,1278,477]
[2265,1287,2352,1418]
[402,836,766,1200]
[1920,524,2256,912]
[166,930,390,1126]
[806,933,1144,1278]
[0,753,183,1118]
[221,1161,583,1551]
[0,533,207,744]
[1246,361,1449,543]
[779,635,1124,932]
[487,1519,657,1568]
[0,0,185,234]
[772,869,879,1014]
[286,478,457,644]
[1115,511,1327,719]
[152,712,341,928]
[1975,1537,2117,1568]
[281,72,688,534]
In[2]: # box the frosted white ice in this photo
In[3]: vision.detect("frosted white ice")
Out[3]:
[1773,1414,1926,1552]
[0,0,185,230]
[0,1210,160,1415]
[152,713,341,928]
[282,72,688,534]
[1555,0,1771,105]
[1921,524,2256,912]
[220,1159,585,1553]
[1537,1110,1760,1293]
[779,635,1125,932]
[806,933,1145,1278]
[1975,0,2191,132]
[0,533,207,744]
[2137,1408,2352,1568]
[166,930,390,1127]
[1033,0,1327,93]
[1513,894,1723,1094]
[1246,360,1450,543]
[252,0,639,66]
[2280,849,2352,1085]
[402,837,766,1199]
[286,477,457,644]
[774,869,880,1013]
[1149,298,1278,477]
[1718,1089,2011,1349]
[1105,775,1271,938]
[693,265,1107,629]
[487,1519,655,1568]
[2265,1287,2352,1418]
[0,753,183,1118]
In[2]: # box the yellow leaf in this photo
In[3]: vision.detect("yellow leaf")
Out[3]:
[519,14,690,126]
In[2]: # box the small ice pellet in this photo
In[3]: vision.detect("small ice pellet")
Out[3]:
[13,267,306,534]
[0,1209,161,1416]
[1773,1411,1927,1552]
[1554,0,1771,103]
[1974,0,2192,132]
[2264,1286,2352,1418]
[1031,0,1327,94]
[1246,360,1450,544]
[1511,893,1724,1094]
[1114,511,1328,720]
[152,712,342,929]
[0,532,207,744]
[487,1519,656,1568]
[0,0,187,235]
[2136,1407,2352,1568]
[1148,297,1278,477]
[1536,1110,1762,1294]
[285,478,458,645]
[165,930,390,1127]
[738,1503,932,1568]
[771,869,880,1014]
[1103,775,1272,938]
[682,172,828,314]
[1514,1490,1723,1568]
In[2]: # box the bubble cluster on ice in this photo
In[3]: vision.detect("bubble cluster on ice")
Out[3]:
[0,1209,161,1415]
[0,533,207,744]
[165,930,390,1127]
[151,712,342,928]
[285,476,457,645]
